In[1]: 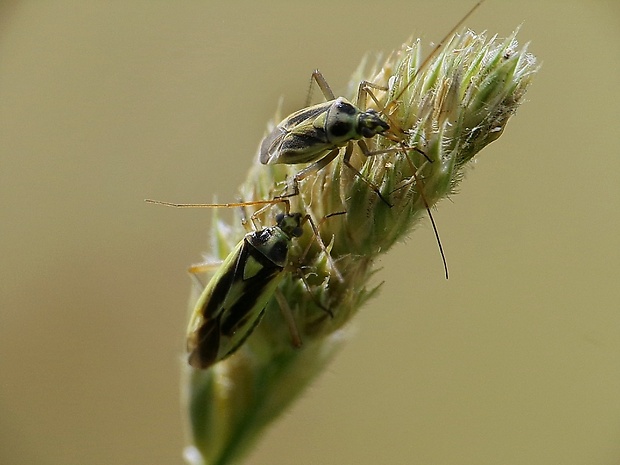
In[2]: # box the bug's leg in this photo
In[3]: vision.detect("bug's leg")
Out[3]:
[306,69,336,106]
[358,142,405,157]
[273,177,301,201]
[273,211,346,349]
[294,148,340,181]
[356,79,412,142]
[186,260,223,290]
[274,148,342,201]
[244,198,291,230]
[356,80,388,110]
[407,145,433,163]
[361,141,433,164]
[188,262,222,275]
[357,80,430,157]
[232,200,264,232]
[295,269,334,318]
[299,211,345,283]
[388,138,438,193]
[274,288,302,348]
[342,143,393,207]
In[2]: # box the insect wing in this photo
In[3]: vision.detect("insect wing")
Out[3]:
[187,236,285,369]
[283,101,331,128]
[260,102,332,165]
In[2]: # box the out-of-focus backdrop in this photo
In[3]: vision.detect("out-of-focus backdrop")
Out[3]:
[2,2,619,464]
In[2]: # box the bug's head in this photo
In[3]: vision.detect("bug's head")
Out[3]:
[358,109,390,138]
[276,212,304,238]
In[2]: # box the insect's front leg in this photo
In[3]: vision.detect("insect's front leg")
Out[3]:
[291,267,334,320]
[356,80,389,111]
[297,211,344,283]
[342,142,393,207]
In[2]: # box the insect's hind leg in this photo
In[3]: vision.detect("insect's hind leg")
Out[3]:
[186,260,224,292]
[268,210,347,349]
[274,288,303,349]
[272,272,336,352]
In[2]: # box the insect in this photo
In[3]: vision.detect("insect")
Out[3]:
[260,0,485,278]
[145,197,341,369]
[260,70,392,204]
[259,0,485,204]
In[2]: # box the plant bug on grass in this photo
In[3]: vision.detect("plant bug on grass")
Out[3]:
[145,197,342,369]
[259,0,485,279]
[259,0,485,203]
[260,71,392,205]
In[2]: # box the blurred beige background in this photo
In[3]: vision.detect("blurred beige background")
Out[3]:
[2,1,619,464]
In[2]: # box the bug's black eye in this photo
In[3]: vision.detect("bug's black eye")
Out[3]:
[330,121,351,137]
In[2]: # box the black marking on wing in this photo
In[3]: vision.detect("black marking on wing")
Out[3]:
[220,307,266,360]
[190,315,221,369]
[220,242,283,336]
[286,129,329,151]
[286,104,329,127]
[203,246,242,319]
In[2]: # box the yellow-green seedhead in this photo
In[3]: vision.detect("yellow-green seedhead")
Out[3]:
[176,0,539,461]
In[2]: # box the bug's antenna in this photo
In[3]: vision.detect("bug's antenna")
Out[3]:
[299,211,345,283]
[398,143,449,279]
[357,0,486,145]
[144,198,287,210]
[145,197,295,235]
[390,0,486,107]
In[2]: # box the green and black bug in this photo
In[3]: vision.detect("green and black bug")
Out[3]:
[259,1,485,206]
[259,1,485,278]
[260,70,393,205]
[145,197,341,369]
